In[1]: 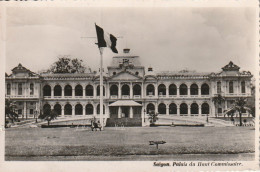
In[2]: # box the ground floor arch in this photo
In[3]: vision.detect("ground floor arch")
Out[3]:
[86,104,94,115]
[75,104,83,115]
[54,104,61,115]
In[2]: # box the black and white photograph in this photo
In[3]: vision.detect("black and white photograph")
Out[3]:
[0,0,258,171]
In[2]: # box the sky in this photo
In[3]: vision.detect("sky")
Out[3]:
[5,6,257,75]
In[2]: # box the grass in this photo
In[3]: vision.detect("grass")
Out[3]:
[5,126,255,159]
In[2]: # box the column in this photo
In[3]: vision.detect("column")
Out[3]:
[166,87,169,97]
[155,84,158,97]
[198,104,202,116]
[107,84,110,98]
[225,100,227,110]
[141,83,144,98]
[24,83,28,97]
[83,105,86,116]
[155,102,158,113]
[72,88,75,98]
[118,83,121,99]
[94,84,97,98]
[142,106,145,126]
[166,106,169,115]
[198,87,201,96]
[130,107,133,118]
[177,87,180,97]
[51,87,54,98]
[93,104,97,116]
[236,81,239,95]
[118,106,121,118]
[51,104,54,110]
[130,83,133,99]
[61,105,64,117]
[177,107,180,116]
[188,87,190,96]
[188,104,191,116]
[72,105,75,116]
[106,105,110,118]
[23,102,27,119]
[83,88,86,98]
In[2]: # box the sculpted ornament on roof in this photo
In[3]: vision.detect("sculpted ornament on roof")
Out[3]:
[221,61,240,71]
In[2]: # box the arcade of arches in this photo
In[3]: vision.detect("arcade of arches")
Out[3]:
[42,83,210,97]
[43,102,210,116]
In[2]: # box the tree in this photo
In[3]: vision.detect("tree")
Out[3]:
[212,94,225,117]
[148,110,158,126]
[5,99,19,127]
[48,55,88,74]
[38,109,58,126]
[224,98,250,126]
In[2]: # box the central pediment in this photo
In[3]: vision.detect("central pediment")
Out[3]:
[109,71,142,81]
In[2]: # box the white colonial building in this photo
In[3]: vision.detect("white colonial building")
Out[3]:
[5,49,253,123]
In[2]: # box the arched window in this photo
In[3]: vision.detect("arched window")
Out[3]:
[97,85,105,96]
[133,84,141,95]
[146,84,155,96]
[43,104,51,114]
[169,84,177,95]
[202,103,209,114]
[75,85,83,96]
[241,81,246,93]
[97,104,105,114]
[158,103,166,114]
[217,81,221,94]
[18,83,23,95]
[30,83,34,95]
[191,103,198,114]
[75,104,83,115]
[169,103,177,114]
[190,84,198,95]
[180,103,188,114]
[54,85,62,96]
[146,103,155,114]
[201,83,209,95]
[179,84,188,95]
[64,104,72,115]
[229,81,233,93]
[7,83,11,95]
[85,85,93,96]
[54,104,61,115]
[86,104,93,115]
[158,84,166,96]
[122,85,130,96]
[43,85,51,96]
[110,85,118,96]
[64,85,72,96]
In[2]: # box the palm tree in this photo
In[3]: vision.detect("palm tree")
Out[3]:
[224,97,250,126]
[212,94,225,117]
[38,109,58,126]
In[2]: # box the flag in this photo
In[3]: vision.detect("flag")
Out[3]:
[95,24,118,53]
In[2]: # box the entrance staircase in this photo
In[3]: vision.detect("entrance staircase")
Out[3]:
[154,115,234,127]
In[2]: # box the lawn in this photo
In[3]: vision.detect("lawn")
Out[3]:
[5,126,255,160]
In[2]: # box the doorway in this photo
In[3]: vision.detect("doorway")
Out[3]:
[121,106,129,118]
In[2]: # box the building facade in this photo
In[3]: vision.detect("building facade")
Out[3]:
[5,49,253,120]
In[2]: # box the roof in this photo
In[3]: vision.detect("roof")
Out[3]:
[156,70,211,77]
[108,100,142,107]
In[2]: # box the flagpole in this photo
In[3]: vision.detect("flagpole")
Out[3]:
[99,47,104,130]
